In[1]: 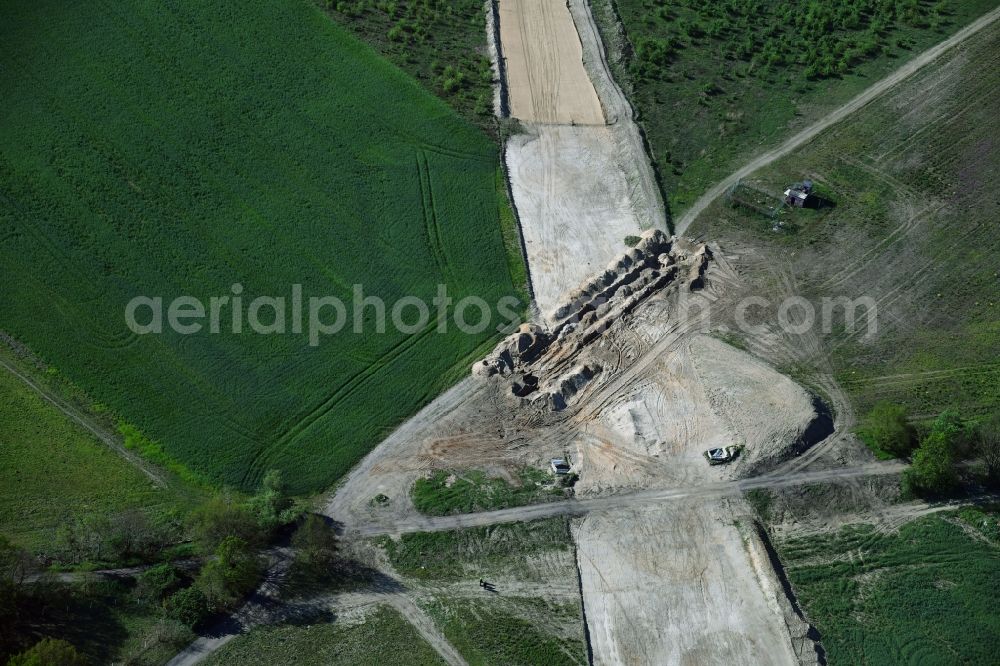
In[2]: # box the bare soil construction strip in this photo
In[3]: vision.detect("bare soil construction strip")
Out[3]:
[498,0,605,125]
[506,125,649,316]
[575,504,808,665]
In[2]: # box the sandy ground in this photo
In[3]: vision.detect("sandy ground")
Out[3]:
[498,0,666,318]
[570,329,819,665]
[319,249,831,664]
[497,0,604,125]
[575,504,811,666]
[506,125,651,317]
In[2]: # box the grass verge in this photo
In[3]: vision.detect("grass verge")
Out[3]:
[0,349,195,553]
[203,605,445,666]
[411,468,563,516]
[380,518,572,580]
[778,512,1000,664]
[426,597,587,666]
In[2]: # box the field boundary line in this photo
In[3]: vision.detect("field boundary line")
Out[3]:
[0,356,167,488]
[675,4,1000,234]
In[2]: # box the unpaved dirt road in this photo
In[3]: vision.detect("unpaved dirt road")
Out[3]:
[348,462,903,538]
[498,0,605,125]
[165,546,469,666]
[675,4,1000,235]
[498,0,665,318]
[506,125,652,315]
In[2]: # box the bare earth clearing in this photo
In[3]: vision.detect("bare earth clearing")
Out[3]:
[324,236,830,664]
[499,0,666,318]
[506,126,654,316]
[498,0,604,125]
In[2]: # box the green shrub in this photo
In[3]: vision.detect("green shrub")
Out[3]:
[243,470,300,532]
[904,431,958,496]
[6,638,86,666]
[902,411,967,496]
[135,563,181,603]
[188,496,261,553]
[859,401,915,458]
[196,537,262,611]
[164,587,212,630]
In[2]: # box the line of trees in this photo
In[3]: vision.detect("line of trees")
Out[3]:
[860,402,999,496]
[0,470,344,662]
[629,0,951,83]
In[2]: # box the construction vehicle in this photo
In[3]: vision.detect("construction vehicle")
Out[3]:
[703,445,742,465]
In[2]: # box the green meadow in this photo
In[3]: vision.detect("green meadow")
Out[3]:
[0,0,524,493]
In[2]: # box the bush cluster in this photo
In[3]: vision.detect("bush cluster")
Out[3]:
[864,403,999,497]
[629,0,947,83]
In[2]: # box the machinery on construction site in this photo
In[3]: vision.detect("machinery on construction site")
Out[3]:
[550,458,571,475]
[703,445,742,465]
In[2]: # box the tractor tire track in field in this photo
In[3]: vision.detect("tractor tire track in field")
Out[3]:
[675,4,1000,235]
[241,324,440,487]
[0,356,168,488]
[416,149,451,283]
[840,363,1000,389]
[385,594,469,666]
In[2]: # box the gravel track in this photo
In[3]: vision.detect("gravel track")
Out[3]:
[347,462,904,538]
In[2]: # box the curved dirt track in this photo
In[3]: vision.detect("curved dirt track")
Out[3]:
[675,4,1000,234]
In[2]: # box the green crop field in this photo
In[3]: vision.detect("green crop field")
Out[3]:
[0,351,191,552]
[777,513,1000,664]
[0,0,524,493]
[204,605,446,666]
[689,19,1000,420]
[594,0,1000,218]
